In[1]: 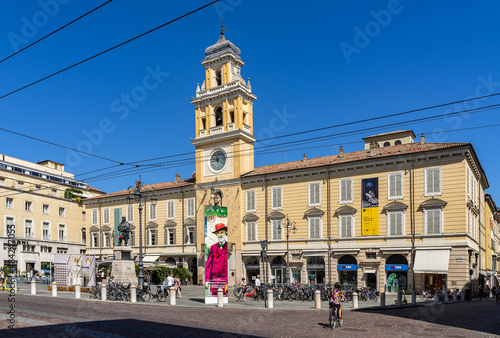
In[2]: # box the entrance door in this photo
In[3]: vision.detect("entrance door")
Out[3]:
[366,273,377,289]
[274,269,283,284]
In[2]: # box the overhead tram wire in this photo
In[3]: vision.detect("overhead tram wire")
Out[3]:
[0,0,221,101]
[0,0,113,64]
[80,103,500,182]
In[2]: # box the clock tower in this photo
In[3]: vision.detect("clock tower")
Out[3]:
[191,28,257,184]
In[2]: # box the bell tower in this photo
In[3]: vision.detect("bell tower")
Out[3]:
[191,27,257,184]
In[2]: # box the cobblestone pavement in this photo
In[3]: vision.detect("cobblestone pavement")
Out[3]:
[1,289,499,337]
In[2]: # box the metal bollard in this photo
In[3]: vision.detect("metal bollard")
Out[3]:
[170,288,177,306]
[460,290,465,301]
[453,289,457,302]
[352,291,358,308]
[435,291,440,304]
[31,280,36,295]
[380,292,385,307]
[52,282,57,297]
[131,284,136,303]
[444,290,449,302]
[217,288,223,308]
[75,284,81,299]
[411,290,416,305]
[101,284,107,301]
[314,290,321,309]
[397,290,402,306]
[267,289,274,309]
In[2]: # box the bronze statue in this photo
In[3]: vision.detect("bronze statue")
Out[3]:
[117,217,130,246]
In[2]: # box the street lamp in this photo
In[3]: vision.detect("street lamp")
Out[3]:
[280,215,297,285]
[126,175,157,288]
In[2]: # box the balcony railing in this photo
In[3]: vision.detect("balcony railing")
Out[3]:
[210,125,224,135]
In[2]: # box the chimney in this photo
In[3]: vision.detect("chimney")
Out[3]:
[370,141,378,156]
[303,154,307,161]
[175,174,181,183]
[420,133,425,145]
[339,146,344,157]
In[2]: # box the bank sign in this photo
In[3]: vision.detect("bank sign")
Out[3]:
[337,265,357,271]
[385,264,408,271]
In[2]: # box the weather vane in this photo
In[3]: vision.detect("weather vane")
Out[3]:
[220,19,227,35]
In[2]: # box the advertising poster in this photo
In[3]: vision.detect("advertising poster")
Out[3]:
[362,178,379,236]
[204,205,228,304]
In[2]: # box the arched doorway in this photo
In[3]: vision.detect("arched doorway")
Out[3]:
[271,257,286,284]
[337,255,358,289]
[245,256,260,284]
[385,254,408,292]
[165,257,176,268]
[307,257,325,284]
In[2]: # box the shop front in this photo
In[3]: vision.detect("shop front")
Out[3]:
[413,249,450,292]
[307,256,325,284]
[244,256,260,283]
[271,256,286,284]
[385,254,408,293]
[337,255,358,289]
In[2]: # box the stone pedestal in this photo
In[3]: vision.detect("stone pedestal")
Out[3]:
[111,246,137,284]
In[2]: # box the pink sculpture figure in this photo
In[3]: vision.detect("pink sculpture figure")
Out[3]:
[205,223,228,296]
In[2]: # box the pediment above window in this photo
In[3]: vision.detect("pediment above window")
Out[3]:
[335,206,357,215]
[146,222,158,228]
[383,201,408,211]
[101,225,111,231]
[184,218,196,226]
[420,198,447,208]
[243,213,259,221]
[305,207,324,217]
[89,226,98,232]
[267,211,285,219]
[164,220,177,228]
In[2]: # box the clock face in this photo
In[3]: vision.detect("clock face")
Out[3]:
[210,149,227,172]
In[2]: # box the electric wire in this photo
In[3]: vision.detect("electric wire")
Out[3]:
[0,0,220,100]
[0,0,113,64]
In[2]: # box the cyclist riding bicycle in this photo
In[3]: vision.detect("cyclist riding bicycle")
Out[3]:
[329,282,345,320]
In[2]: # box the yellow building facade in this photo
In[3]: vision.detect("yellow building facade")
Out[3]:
[0,154,104,277]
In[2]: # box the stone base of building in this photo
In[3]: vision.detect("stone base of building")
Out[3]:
[111,247,136,284]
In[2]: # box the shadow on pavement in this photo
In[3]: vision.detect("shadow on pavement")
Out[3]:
[188,298,205,304]
[1,318,261,338]
[354,300,500,335]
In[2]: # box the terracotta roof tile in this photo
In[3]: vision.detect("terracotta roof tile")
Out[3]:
[87,185,106,194]
[85,178,195,200]
[243,142,469,177]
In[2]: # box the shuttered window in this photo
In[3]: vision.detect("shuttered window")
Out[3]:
[271,219,283,240]
[167,200,175,220]
[388,172,403,199]
[127,205,134,222]
[165,228,176,245]
[186,198,195,218]
[246,221,256,241]
[308,217,321,239]
[271,187,283,210]
[246,190,256,212]
[92,209,98,225]
[149,203,157,220]
[388,211,403,236]
[425,209,442,234]
[339,178,353,204]
[425,167,442,196]
[340,215,353,238]
[103,208,110,224]
[309,182,321,206]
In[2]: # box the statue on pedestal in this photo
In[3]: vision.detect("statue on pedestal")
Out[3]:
[117,217,130,246]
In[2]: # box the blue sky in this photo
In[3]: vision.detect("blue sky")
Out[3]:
[1,0,499,199]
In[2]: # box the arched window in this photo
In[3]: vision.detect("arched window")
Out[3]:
[215,69,222,86]
[395,140,402,145]
[215,107,223,126]
[384,142,390,147]
[338,255,357,265]
[386,254,408,265]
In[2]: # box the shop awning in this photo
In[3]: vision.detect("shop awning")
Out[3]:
[142,255,161,262]
[413,249,450,274]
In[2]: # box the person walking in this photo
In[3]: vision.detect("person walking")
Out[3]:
[237,277,247,302]
[174,275,182,298]
[255,275,261,301]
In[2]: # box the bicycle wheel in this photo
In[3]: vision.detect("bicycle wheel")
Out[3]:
[233,287,242,298]
[329,308,335,329]
[140,291,151,302]
[338,317,343,327]
[158,291,167,302]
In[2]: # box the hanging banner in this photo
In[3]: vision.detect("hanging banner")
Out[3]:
[204,205,228,304]
[362,178,379,236]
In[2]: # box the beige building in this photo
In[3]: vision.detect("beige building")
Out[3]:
[0,154,104,277]
[82,31,497,293]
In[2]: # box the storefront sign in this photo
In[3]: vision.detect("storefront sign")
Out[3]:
[307,264,325,269]
[385,264,408,271]
[337,264,357,271]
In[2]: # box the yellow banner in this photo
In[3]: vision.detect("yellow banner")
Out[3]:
[362,207,379,236]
